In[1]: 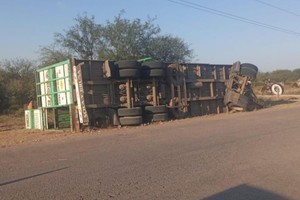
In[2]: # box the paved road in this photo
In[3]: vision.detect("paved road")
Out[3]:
[1,103,300,200]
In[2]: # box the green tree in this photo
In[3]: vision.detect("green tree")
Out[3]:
[292,68,300,81]
[54,14,103,59]
[39,44,71,67]
[255,72,270,86]
[0,69,9,114]
[98,12,160,60]
[269,69,292,82]
[256,69,300,85]
[0,58,36,113]
[0,83,9,114]
[149,35,192,62]
[99,13,192,62]
[41,12,193,63]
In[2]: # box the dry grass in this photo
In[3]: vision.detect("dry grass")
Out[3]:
[0,115,25,132]
[253,85,300,95]
[253,84,300,108]
[0,115,73,148]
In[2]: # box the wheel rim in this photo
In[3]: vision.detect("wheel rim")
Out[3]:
[271,84,283,95]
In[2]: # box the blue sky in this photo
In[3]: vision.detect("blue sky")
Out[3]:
[1,0,300,71]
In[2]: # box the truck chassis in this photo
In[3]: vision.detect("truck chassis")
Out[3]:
[34,58,260,131]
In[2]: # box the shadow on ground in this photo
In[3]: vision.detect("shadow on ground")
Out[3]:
[0,166,69,186]
[258,96,298,108]
[202,184,289,200]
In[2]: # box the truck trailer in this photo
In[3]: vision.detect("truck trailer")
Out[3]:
[29,58,260,131]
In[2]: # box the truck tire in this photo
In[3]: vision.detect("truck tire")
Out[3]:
[149,69,165,77]
[144,105,167,114]
[142,62,165,78]
[240,63,258,80]
[118,69,140,78]
[118,107,142,117]
[115,60,140,69]
[142,61,165,69]
[271,83,284,95]
[142,69,165,78]
[119,116,143,125]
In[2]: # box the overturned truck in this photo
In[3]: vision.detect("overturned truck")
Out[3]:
[31,58,260,131]
[224,61,262,112]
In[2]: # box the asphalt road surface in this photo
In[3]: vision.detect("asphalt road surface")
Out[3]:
[1,103,300,200]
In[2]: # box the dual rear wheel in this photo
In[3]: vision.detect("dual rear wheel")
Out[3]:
[117,105,168,126]
[115,60,141,79]
[114,60,166,79]
[117,107,143,126]
[143,105,168,123]
[142,61,166,78]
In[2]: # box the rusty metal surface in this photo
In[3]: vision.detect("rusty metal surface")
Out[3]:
[37,58,262,130]
[224,62,261,111]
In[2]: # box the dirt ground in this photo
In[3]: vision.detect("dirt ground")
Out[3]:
[1,95,300,149]
[0,116,73,148]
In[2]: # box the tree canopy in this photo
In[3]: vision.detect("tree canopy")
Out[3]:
[148,35,193,63]
[54,14,102,60]
[0,58,36,114]
[39,44,71,67]
[40,13,193,65]
[98,13,161,60]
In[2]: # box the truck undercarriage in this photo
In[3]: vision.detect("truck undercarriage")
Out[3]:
[31,58,261,131]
